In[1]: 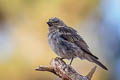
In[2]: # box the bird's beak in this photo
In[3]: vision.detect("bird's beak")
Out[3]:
[46,22,49,24]
[47,22,52,26]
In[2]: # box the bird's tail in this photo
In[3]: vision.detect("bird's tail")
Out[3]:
[91,57,108,70]
[83,54,108,71]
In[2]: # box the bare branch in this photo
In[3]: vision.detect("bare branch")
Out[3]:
[86,66,97,80]
[35,57,97,80]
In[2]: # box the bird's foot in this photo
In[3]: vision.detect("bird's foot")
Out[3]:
[69,58,73,66]
[55,57,64,60]
[60,57,64,60]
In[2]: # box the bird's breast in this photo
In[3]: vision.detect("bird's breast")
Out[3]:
[48,32,58,52]
[48,32,80,59]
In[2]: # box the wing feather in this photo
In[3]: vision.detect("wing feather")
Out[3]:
[59,26,98,59]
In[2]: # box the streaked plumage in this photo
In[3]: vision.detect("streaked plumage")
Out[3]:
[47,17,108,70]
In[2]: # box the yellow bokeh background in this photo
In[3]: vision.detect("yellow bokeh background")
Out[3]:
[0,0,108,80]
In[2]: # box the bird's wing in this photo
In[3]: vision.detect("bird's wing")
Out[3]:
[58,26,98,59]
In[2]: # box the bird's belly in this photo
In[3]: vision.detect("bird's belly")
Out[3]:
[48,36,79,59]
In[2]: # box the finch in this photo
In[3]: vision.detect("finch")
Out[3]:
[47,17,108,70]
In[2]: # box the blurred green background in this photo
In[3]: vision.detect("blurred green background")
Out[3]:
[1,0,120,80]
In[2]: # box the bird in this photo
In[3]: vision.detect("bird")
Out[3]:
[47,17,108,70]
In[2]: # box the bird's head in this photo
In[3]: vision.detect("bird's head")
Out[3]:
[47,17,65,27]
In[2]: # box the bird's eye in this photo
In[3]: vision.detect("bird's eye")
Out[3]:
[54,21,59,23]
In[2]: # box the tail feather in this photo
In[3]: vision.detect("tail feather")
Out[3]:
[82,54,108,70]
[91,57,108,70]
[89,53,99,60]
